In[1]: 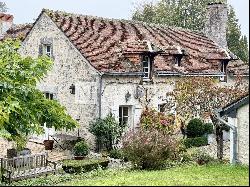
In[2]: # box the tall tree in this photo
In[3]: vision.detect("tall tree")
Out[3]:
[0,39,78,151]
[132,0,249,63]
[0,1,7,12]
[165,77,248,159]
[227,5,249,63]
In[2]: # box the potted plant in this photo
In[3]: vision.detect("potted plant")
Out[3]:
[73,140,90,160]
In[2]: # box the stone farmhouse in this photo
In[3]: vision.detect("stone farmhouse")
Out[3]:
[0,3,249,144]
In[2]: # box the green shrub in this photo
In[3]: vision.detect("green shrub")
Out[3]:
[108,149,124,159]
[204,123,214,134]
[89,113,126,152]
[73,140,90,157]
[183,136,208,148]
[122,128,181,170]
[191,149,214,165]
[186,118,205,138]
[62,159,109,173]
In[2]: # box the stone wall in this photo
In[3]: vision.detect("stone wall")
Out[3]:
[237,103,249,165]
[19,13,101,145]
[101,76,176,130]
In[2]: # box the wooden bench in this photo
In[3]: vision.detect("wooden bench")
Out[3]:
[0,152,57,184]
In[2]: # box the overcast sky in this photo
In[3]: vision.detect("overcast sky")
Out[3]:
[3,0,249,43]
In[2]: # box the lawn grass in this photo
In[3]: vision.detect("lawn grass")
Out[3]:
[4,163,249,186]
[59,164,249,186]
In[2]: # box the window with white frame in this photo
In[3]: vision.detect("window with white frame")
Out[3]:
[44,92,53,100]
[220,61,228,82]
[142,56,151,79]
[174,56,181,67]
[119,106,131,127]
[43,44,52,57]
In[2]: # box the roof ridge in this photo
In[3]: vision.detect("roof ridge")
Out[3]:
[42,8,205,36]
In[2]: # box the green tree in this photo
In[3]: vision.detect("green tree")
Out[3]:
[227,5,249,63]
[0,39,78,151]
[132,0,249,63]
[132,0,226,31]
[166,76,248,159]
[0,1,7,12]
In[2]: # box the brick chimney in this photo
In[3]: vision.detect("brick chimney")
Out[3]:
[204,2,228,49]
[0,13,13,37]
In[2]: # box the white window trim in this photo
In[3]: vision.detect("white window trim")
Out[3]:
[43,44,52,57]
[119,106,132,127]
[220,61,227,82]
[142,56,151,80]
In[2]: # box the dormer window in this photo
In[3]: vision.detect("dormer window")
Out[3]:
[142,55,151,80]
[174,56,181,67]
[219,60,228,82]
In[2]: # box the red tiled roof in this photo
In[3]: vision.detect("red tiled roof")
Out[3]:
[44,9,233,73]
[227,60,249,76]
[2,9,249,75]
[0,13,13,22]
[1,23,33,41]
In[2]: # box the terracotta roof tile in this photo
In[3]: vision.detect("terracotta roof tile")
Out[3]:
[2,9,249,75]
[43,9,234,73]
[0,13,13,22]
[1,23,33,41]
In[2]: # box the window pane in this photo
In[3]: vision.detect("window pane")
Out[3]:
[123,107,128,116]
[45,93,50,99]
[46,45,51,53]
[123,117,128,125]
[50,94,53,100]
[142,56,148,62]
[143,61,148,67]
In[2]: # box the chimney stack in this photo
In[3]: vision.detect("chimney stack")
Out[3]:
[0,13,13,37]
[204,2,228,49]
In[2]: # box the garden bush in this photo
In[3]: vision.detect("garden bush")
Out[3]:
[108,149,125,160]
[122,128,181,170]
[204,123,214,134]
[89,113,125,152]
[140,109,176,134]
[191,149,215,165]
[73,140,90,157]
[186,118,205,138]
[183,136,208,148]
[62,159,109,173]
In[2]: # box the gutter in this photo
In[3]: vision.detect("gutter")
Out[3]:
[157,71,226,77]
[102,72,144,76]
[215,110,238,164]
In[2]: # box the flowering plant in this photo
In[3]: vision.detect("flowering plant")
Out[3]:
[140,109,176,134]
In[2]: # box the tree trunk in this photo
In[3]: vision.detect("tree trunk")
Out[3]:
[216,126,224,160]
[211,114,224,160]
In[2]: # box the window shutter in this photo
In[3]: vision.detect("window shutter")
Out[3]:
[38,44,43,56]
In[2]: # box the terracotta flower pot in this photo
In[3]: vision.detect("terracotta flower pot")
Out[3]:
[43,140,54,150]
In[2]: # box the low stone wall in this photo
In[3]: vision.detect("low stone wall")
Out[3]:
[198,138,230,160]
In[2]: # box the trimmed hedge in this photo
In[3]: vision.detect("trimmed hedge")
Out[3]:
[183,136,208,148]
[62,159,109,173]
